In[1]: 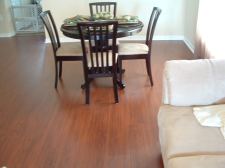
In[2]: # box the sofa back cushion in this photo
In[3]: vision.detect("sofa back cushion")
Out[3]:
[163,59,225,106]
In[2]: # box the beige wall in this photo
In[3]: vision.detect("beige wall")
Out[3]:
[0,0,15,37]
[184,0,199,50]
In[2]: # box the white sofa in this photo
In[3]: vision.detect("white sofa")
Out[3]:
[158,59,225,168]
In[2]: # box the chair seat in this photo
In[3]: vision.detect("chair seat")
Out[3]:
[109,39,120,46]
[118,43,149,55]
[87,51,118,67]
[56,42,83,56]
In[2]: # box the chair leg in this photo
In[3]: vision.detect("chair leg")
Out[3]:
[85,80,90,104]
[55,61,58,89]
[59,61,62,78]
[116,58,125,89]
[145,58,153,86]
[113,76,119,103]
[118,58,123,83]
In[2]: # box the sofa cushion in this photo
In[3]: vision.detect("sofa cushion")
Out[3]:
[168,155,225,168]
[163,59,225,106]
[158,105,225,165]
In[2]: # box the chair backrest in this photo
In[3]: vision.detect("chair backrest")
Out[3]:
[77,21,118,74]
[89,2,117,18]
[40,10,60,55]
[146,7,161,47]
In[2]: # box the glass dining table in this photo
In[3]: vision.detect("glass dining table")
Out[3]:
[60,16,144,88]
[60,20,144,39]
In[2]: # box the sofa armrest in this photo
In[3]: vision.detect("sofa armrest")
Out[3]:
[162,59,225,106]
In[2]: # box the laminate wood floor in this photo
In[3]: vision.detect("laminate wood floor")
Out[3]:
[0,35,193,168]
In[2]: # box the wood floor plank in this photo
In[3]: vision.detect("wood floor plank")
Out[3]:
[0,36,193,168]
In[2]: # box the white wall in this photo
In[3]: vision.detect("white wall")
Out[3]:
[42,0,186,38]
[0,0,15,37]
[41,0,199,51]
[184,0,199,52]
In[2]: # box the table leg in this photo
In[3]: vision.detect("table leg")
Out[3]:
[81,79,94,89]
[117,80,125,89]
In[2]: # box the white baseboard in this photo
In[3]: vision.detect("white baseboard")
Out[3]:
[0,32,16,38]
[119,35,195,53]
[45,37,80,43]
[154,35,185,41]
[183,38,195,53]
[114,35,185,41]
[45,35,195,53]
[45,35,185,43]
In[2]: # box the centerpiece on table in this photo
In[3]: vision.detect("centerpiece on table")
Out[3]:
[115,15,139,24]
[92,12,114,20]
[64,15,90,26]
[63,13,139,27]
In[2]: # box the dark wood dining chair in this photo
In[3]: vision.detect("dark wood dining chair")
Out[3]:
[77,21,119,104]
[118,7,161,87]
[89,2,117,18]
[40,10,83,89]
